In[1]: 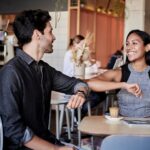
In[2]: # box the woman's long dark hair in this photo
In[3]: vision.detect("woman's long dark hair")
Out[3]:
[126,29,150,65]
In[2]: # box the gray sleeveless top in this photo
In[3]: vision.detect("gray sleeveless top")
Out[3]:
[117,64,150,117]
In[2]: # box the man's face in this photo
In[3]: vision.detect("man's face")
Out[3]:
[39,22,55,53]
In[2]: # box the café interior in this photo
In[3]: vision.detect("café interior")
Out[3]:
[1,0,150,150]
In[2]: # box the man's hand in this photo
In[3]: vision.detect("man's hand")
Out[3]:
[58,146,76,150]
[123,82,142,98]
[24,135,77,150]
[66,92,86,109]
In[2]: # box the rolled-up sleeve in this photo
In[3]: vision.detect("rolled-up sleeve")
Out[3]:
[0,66,33,146]
[49,67,89,95]
[73,82,89,93]
[22,127,34,144]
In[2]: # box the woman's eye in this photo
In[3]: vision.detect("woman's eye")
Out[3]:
[126,43,129,46]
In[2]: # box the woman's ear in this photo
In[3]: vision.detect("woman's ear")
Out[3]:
[145,44,150,52]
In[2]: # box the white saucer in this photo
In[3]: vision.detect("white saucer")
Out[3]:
[104,115,123,121]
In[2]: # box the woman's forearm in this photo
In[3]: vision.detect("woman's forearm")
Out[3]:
[87,79,125,92]
[87,79,142,97]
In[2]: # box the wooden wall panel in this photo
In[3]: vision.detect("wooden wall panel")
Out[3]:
[80,10,94,36]
[69,7,124,67]
[80,9,95,51]
[95,13,109,66]
[95,14,124,67]
[70,10,77,38]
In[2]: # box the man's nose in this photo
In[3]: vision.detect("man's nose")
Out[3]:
[53,34,56,41]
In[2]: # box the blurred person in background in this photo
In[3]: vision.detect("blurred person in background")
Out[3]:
[106,46,125,69]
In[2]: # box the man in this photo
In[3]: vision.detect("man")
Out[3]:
[0,10,88,150]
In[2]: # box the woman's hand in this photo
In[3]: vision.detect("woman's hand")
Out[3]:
[123,82,142,98]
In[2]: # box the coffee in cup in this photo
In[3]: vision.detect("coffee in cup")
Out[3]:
[109,107,119,118]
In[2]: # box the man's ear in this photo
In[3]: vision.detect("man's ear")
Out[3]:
[32,29,41,40]
[145,44,150,52]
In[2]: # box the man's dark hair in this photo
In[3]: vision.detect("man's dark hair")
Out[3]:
[13,9,51,47]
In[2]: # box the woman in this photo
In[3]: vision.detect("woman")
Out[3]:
[63,35,85,77]
[88,29,150,117]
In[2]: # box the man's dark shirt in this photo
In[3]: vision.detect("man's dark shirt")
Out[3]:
[0,48,87,149]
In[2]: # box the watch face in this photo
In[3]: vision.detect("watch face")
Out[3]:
[77,90,86,98]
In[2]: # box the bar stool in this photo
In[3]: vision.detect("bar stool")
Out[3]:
[50,99,91,141]
[49,99,71,140]
[49,92,91,144]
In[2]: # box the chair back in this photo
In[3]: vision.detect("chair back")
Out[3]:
[0,117,3,150]
[101,135,150,150]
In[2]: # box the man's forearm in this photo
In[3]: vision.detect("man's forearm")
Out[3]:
[24,135,59,150]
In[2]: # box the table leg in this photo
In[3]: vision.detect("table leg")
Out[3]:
[78,107,81,147]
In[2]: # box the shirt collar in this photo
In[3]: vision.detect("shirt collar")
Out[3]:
[16,48,35,65]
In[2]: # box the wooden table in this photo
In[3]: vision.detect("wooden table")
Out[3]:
[78,115,150,136]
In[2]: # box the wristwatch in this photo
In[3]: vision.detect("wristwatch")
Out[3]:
[76,90,87,98]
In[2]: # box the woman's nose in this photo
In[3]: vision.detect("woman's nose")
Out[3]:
[126,44,133,51]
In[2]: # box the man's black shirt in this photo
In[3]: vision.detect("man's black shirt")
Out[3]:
[0,48,87,149]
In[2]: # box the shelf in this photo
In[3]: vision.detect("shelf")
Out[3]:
[69,6,78,9]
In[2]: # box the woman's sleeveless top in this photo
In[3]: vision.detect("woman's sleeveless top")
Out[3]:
[117,64,150,117]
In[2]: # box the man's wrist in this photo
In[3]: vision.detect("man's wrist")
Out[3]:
[76,90,87,98]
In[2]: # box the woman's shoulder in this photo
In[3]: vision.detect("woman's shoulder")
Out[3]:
[99,67,122,82]
[65,50,73,56]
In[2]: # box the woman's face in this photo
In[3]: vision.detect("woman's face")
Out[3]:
[125,33,146,62]
[73,37,81,46]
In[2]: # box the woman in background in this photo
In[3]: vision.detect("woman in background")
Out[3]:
[63,35,84,77]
